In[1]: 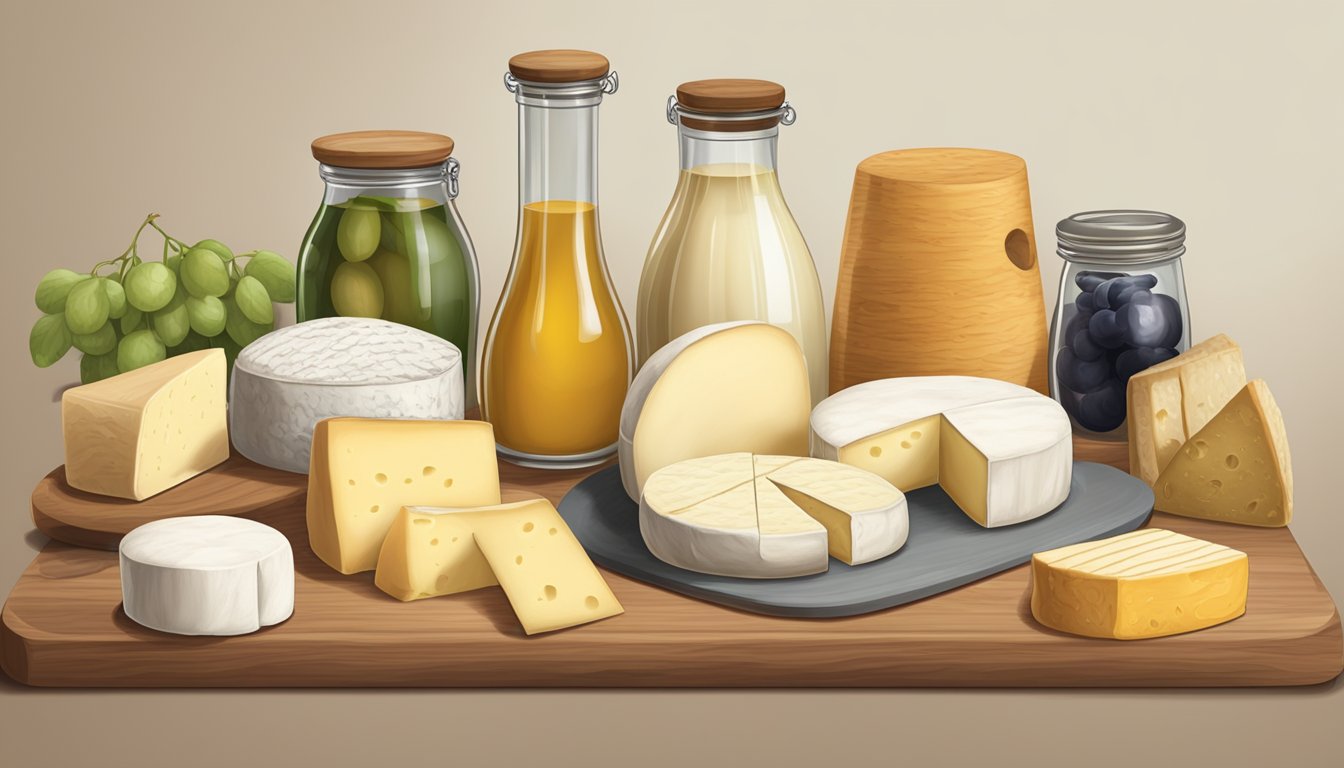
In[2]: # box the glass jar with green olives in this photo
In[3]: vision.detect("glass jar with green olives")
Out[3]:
[298,130,480,405]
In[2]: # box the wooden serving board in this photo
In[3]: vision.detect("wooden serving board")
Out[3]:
[3,460,1340,688]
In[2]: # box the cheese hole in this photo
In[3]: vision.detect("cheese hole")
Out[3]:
[869,446,882,458]
[423,466,436,476]
[430,538,439,546]
[1155,409,1169,423]
[375,473,388,485]
[585,596,599,610]
[443,478,454,488]
[523,522,535,533]
[1188,440,1208,459]
[1246,500,1260,513]
[1161,483,1172,499]
[1208,479,1223,492]
[413,519,431,526]
[549,528,558,536]
[1150,619,1160,628]
[347,479,356,486]
[403,477,413,485]
[1225,454,1240,469]
[900,441,912,449]
[451,536,459,543]
[515,555,523,565]
[370,505,380,513]
[543,585,557,601]
[910,431,922,440]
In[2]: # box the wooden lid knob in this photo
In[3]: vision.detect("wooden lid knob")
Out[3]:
[311,130,455,169]
[675,79,787,132]
[508,49,610,83]
[857,148,1025,185]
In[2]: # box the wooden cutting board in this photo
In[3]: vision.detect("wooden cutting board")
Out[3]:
[3,458,1340,688]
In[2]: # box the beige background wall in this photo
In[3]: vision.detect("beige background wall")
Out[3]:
[1,1,1341,765]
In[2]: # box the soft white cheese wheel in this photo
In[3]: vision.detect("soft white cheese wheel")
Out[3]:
[119,515,294,636]
[230,317,464,473]
[619,322,811,501]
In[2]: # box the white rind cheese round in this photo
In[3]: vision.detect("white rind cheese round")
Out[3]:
[230,317,464,473]
[619,322,811,501]
[639,453,908,579]
[810,376,1072,528]
[119,515,294,636]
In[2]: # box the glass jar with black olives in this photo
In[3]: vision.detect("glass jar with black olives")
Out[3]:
[1049,210,1191,438]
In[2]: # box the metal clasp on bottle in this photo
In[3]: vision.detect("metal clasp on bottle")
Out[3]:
[666,95,797,126]
[446,157,461,199]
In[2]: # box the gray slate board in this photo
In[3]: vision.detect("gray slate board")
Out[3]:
[558,461,1154,618]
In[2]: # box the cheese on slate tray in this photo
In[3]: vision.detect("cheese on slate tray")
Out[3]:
[1155,380,1292,527]
[376,500,623,635]
[119,515,293,636]
[810,376,1072,527]
[62,348,229,501]
[1030,528,1248,640]
[307,418,501,575]
[619,321,811,501]
[1127,334,1246,487]
[640,453,908,578]
[230,317,464,474]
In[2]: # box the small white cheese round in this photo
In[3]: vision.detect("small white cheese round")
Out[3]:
[119,515,294,636]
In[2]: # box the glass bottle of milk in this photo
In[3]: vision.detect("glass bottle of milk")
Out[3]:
[637,79,827,403]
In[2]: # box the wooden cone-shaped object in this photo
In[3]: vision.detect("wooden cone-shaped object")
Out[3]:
[830,148,1049,395]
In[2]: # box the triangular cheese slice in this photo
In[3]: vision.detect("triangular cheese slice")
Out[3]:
[1153,380,1292,527]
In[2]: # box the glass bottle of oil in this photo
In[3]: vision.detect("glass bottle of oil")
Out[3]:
[481,50,633,468]
[638,80,827,404]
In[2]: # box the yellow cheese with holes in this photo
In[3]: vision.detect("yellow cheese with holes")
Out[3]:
[1154,380,1292,527]
[373,506,499,601]
[307,418,500,574]
[1127,334,1246,487]
[61,349,229,501]
[1031,528,1248,640]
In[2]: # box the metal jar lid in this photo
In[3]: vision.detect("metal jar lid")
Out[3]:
[1056,210,1186,264]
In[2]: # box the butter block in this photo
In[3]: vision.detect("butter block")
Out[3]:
[307,418,501,574]
[1155,380,1293,527]
[1031,528,1248,640]
[1127,334,1246,486]
[61,349,229,500]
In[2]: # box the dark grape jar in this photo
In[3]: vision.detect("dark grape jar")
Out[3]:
[298,131,480,406]
[1049,210,1191,438]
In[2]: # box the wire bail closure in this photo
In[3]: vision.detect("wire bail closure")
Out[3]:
[446,157,461,199]
[505,71,619,96]
[666,95,797,127]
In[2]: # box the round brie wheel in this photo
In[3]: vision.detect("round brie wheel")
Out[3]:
[119,515,294,636]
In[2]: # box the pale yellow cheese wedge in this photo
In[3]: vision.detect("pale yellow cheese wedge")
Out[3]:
[373,506,498,601]
[1154,380,1293,527]
[61,349,229,501]
[307,418,501,574]
[1031,528,1248,640]
[1127,334,1246,486]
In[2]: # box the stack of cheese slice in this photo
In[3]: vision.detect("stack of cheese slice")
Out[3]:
[1031,528,1248,639]
[1127,334,1247,487]
[61,348,229,501]
[375,499,623,635]
[640,453,909,578]
[620,322,811,501]
[811,376,1072,528]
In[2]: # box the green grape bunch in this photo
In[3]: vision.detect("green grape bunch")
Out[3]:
[29,213,297,384]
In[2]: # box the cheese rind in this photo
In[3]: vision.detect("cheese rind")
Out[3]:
[119,515,294,636]
[1030,528,1248,640]
[1127,334,1246,486]
[231,317,464,474]
[1154,380,1293,527]
[61,349,229,501]
[307,418,501,574]
[639,453,908,578]
[619,322,811,501]
[812,376,1072,527]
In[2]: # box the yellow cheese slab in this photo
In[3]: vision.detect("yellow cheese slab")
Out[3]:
[468,499,624,635]
[307,418,501,575]
[61,349,229,501]
[373,506,498,601]
[1154,380,1293,527]
[1127,334,1246,486]
[1031,528,1248,640]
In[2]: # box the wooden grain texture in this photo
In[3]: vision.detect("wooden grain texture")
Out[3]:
[310,130,455,169]
[508,49,609,83]
[3,461,1339,688]
[830,148,1050,396]
[676,78,785,131]
[31,452,307,551]
[1073,434,1130,472]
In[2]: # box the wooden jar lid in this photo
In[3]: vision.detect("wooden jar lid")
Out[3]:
[858,148,1025,185]
[675,79,786,132]
[508,49,610,83]
[311,130,455,169]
